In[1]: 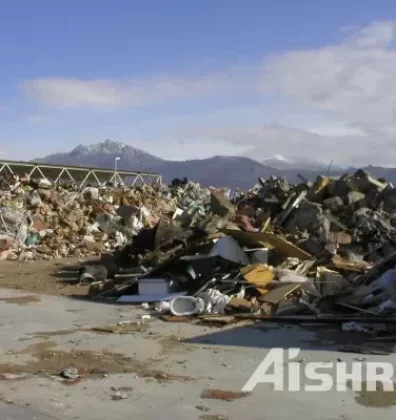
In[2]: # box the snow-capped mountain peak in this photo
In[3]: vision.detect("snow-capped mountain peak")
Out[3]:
[263,154,290,163]
[261,155,345,170]
[71,139,126,156]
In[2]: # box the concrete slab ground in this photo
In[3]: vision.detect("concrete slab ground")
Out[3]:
[0,288,395,419]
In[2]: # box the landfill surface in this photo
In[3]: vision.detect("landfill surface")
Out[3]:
[2,169,396,418]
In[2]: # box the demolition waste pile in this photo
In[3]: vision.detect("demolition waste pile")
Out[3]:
[3,170,396,349]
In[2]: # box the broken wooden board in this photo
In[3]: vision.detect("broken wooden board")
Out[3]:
[331,255,372,272]
[260,217,272,232]
[316,176,329,193]
[295,259,317,276]
[198,315,239,325]
[240,264,274,294]
[227,297,253,310]
[259,283,300,304]
[160,315,195,323]
[221,229,311,260]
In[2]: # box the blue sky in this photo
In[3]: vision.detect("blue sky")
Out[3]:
[2,1,396,164]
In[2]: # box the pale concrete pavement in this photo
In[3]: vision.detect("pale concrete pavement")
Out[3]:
[0,288,395,419]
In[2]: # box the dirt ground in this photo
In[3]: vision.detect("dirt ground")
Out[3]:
[0,259,90,296]
[0,340,195,384]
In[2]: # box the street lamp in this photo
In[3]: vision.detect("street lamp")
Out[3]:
[115,157,120,172]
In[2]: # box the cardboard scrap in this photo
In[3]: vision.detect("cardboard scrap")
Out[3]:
[240,264,274,294]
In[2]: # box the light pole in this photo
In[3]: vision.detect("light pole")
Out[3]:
[115,157,120,172]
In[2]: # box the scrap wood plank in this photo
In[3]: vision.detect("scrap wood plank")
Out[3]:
[296,259,317,276]
[160,314,194,323]
[331,255,372,272]
[259,283,300,304]
[198,315,238,325]
[221,229,311,260]
[227,297,253,310]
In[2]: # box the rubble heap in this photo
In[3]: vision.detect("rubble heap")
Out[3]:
[0,175,225,261]
[54,168,396,336]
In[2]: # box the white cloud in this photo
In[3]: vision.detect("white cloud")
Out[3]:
[18,20,396,166]
[22,21,396,129]
[22,71,253,108]
[190,20,396,166]
[172,123,369,165]
[262,21,396,136]
[349,21,396,49]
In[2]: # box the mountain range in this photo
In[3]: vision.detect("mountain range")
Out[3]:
[34,140,396,188]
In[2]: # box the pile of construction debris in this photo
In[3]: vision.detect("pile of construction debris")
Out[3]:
[0,173,242,261]
[4,167,396,325]
[53,168,396,331]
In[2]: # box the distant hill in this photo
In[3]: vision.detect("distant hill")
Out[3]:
[35,140,396,188]
[157,155,284,188]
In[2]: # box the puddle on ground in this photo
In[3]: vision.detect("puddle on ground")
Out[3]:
[0,295,40,305]
[0,341,195,383]
[201,389,250,401]
[349,381,396,407]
